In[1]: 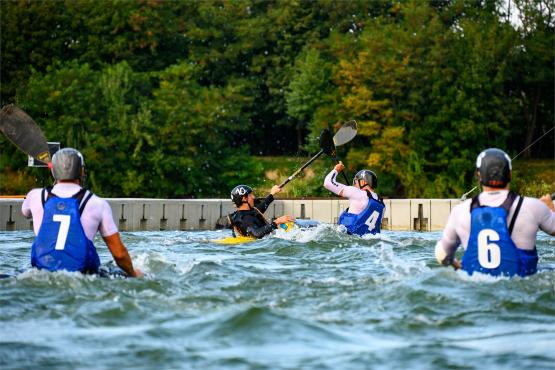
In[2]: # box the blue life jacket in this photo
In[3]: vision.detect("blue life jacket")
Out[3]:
[462,192,537,277]
[31,187,100,273]
[338,191,385,236]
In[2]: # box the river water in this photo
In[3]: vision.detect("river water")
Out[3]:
[1,225,554,370]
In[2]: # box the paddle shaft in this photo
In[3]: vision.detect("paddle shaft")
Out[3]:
[340,169,350,184]
[332,156,350,184]
[279,150,324,188]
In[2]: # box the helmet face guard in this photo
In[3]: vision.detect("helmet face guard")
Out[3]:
[476,148,511,188]
[51,148,85,182]
[353,170,378,189]
[231,185,253,207]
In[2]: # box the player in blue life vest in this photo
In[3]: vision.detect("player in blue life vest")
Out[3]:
[324,162,385,236]
[436,148,555,277]
[22,148,143,277]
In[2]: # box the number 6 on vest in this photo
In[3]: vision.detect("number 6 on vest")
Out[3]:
[477,229,501,268]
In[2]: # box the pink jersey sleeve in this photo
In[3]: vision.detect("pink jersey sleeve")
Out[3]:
[323,169,371,214]
[323,169,347,196]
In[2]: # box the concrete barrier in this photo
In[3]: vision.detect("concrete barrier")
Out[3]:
[0,197,461,232]
[0,200,32,231]
[389,199,411,231]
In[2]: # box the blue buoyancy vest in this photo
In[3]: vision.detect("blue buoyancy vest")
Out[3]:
[338,191,385,236]
[31,187,100,273]
[462,192,538,277]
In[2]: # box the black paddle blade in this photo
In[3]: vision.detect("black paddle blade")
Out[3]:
[333,120,357,146]
[319,129,336,157]
[0,105,50,163]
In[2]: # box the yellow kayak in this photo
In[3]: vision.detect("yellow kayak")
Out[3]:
[212,222,298,245]
[212,235,256,245]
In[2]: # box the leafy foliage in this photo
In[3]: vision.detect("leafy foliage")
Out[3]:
[1,0,552,197]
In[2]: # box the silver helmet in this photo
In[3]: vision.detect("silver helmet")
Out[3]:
[353,170,378,189]
[51,148,85,181]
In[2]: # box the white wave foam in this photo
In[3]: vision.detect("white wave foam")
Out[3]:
[361,232,401,246]
[14,268,98,286]
[175,254,232,275]
[177,259,202,275]
[274,223,347,243]
[131,252,171,273]
[456,270,512,283]
[377,243,430,278]
[273,222,405,247]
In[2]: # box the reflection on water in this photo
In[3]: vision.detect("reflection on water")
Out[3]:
[1,227,554,370]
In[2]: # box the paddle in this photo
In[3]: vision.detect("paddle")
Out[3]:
[327,120,357,184]
[0,105,51,163]
[279,120,358,188]
[319,127,350,184]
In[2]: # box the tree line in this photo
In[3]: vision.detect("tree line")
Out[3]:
[1,0,553,198]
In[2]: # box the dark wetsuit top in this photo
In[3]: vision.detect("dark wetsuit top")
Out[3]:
[229,194,278,239]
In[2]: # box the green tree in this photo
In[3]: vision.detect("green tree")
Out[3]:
[506,0,554,158]
[285,49,333,149]
[330,1,525,197]
[148,61,262,197]
[1,0,190,104]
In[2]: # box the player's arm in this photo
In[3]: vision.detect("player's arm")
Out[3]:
[102,232,143,278]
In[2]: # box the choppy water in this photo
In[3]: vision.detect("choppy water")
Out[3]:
[1,225,554,370]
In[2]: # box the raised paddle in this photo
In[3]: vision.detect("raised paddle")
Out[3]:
[327,120,357,184]
[279,120,358,188]
[319,126,350,184]
[0,105,51,163]
[320,119,357,184]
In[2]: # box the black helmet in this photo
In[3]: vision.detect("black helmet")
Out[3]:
[231,185,253,206]
[51,148,85,181]
[353,170,377,189]
[476,148,511,188]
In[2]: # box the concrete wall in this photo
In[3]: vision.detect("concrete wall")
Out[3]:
[0,197,461,232]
